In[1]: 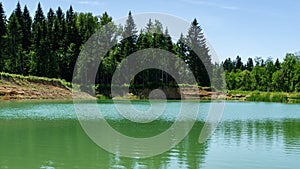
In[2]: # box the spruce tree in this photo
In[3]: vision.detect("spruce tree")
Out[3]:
[64,6,80,81]
[22,5,32,75]
[7,13,22,74]
[31,2,46,76]
[274,58,281,70]
[15,2,23,29]
[22,6,31,51]
[186,18,212,86]
[0,2,7,72]
[119,11,137,62]
[235,55,243,70]
[45,8,58,78]
[145,19,153,33]
[246,57,254,71]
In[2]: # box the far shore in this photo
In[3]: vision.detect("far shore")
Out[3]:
[1,72,300,103]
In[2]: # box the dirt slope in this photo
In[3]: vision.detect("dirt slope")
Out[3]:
[0,73,92,100]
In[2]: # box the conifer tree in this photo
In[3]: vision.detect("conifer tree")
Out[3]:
[31,2,46,76]
[0,2,7,72]
[119,11,137,62]
[186,18,212,86]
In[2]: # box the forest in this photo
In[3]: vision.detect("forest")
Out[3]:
[0,2,299,94]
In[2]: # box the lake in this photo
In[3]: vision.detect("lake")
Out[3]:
[0,100,299,169]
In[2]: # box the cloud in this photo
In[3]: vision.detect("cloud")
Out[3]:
[78,1,101,5]
[180,0,239,10]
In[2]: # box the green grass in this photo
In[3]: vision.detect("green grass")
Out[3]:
[228,90,300,103]
[0,72,72,90]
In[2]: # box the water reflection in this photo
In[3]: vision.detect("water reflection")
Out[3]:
[1,101,300,168]
[215,119,300,153]
[0,119,208,169]
[1,118,299,168]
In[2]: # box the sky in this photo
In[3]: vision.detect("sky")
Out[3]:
[1,0,300,62]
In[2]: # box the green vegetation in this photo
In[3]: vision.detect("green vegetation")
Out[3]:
[228,90,300,103]
[0,2,299,101]
[223,54,300,92]
[0,72,72,89]
[0,2,214,96]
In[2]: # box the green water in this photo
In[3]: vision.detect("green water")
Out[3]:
[0,101,300,169]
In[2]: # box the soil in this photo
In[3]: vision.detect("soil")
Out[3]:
[0,77,93,100]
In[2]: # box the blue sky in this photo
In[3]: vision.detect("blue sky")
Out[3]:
[2,0,300,62]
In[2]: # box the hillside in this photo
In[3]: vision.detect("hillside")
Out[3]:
[0,73,92,100]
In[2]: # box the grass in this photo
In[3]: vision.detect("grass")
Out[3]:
[228,90,300,103]
[0,72,72,90]
[2,72,299,103]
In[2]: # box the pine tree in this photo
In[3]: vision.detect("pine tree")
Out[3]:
[45,8,58,78]
[119,11,137,62]
[54,7,65,49]
[63,6,80,81]
[246,57,254,71]
[274,58,281,70]
[145,19,153,33]
[7,2,24,74]
[31,2,46,76]
[7,13,22,73]
[223,58,234,72]
[99,12,112,26]
[22,5,32,75]
[96,12,118,85]
[22,6,31,51]
[0,2,7,72]
[15,2,23,29]
[175,33,196,83]
[186,18,212,86]
[122,11,137,38]
[66,6,80,46]
[235,55,243,70]
[11,2,25,74]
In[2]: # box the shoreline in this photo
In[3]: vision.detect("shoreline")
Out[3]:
[1,73,300,104]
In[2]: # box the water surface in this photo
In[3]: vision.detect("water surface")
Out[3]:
[0,101,299,168]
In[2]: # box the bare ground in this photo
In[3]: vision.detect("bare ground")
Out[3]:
[0,76,93,100]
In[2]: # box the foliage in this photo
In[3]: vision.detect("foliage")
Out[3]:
[223,53,300,92]
[0,2,299,97]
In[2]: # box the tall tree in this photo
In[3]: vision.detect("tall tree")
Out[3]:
[63,5,80,81]
[7,13,22,73]
[118,11,138,62]
[246,57,254,71]
[30,2,46,76]
[45,8,59,78]
[0,2,7,72]
[235,55,243,70]
[282,53,298,92]
[76,12,98,43]
[22,5,32,75]
[66,6,80,46]
[12,2,25,74]
[14,2,23,29]
[22,5,31,52]
[223,58,234,72]
[274,58,281,70]
[145,19,153,33]
[186,18,212,86]
[99,12,111,26]
[54,7,66,50]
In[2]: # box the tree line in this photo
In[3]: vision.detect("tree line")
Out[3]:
[222,54,300,92]
[0,2,212,94]
[0,2,299,93]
